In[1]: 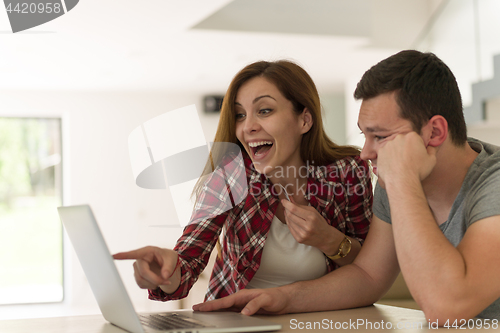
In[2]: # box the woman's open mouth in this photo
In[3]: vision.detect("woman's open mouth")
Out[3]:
[248,141,274,160]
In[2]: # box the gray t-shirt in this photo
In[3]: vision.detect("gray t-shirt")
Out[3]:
[373,138,500,319]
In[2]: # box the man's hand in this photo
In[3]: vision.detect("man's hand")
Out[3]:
[377,132,437,185]
[113,246,179,290]
[192,288,289,315]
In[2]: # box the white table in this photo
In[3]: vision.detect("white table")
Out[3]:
[0,304,495,332]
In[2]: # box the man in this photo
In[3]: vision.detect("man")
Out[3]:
[193,50,500,322]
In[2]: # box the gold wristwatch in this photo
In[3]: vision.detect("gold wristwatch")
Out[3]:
[326,235,352,260]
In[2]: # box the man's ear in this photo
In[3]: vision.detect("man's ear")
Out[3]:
[424,115,448,147]
[300,108,313,134]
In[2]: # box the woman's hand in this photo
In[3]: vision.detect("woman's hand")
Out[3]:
[282,197,340,252]
[113,246,180,292]
[282,197,361,265]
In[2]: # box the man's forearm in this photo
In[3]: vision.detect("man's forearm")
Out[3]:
[280,218,401,314]
[386,176,468,318]
[280,263,390,314]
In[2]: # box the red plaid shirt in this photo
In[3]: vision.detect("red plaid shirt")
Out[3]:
[149,152,372,302]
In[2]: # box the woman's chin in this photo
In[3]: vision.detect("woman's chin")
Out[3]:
[252,162,274,175]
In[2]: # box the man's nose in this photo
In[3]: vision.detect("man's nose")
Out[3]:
[360,140,376,161]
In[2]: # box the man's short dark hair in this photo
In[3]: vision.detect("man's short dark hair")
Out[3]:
[354,50,467,145]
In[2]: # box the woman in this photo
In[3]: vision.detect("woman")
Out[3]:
[114,60,372,302]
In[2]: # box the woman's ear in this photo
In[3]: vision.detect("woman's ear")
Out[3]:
[424,115,448,147]
[300,108,313,134]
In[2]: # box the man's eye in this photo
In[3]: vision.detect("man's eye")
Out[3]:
[375,135,388,141]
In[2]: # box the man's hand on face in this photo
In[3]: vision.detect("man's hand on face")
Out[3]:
[377,132,437,186]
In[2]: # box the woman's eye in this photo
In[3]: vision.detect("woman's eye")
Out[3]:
[259,108,272,115]
[235,113,246,121]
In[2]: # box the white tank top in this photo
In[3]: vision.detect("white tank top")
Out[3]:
[246,215,328,289]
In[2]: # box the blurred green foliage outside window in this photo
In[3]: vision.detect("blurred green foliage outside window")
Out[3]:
[0,117,63,304]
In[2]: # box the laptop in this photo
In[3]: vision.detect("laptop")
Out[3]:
[57,205,282,333]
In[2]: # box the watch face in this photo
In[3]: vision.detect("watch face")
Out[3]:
[341,240,351,255]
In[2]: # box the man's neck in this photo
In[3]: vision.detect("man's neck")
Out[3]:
[423,141,479,224]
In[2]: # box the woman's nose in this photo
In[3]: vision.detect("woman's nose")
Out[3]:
[243,114,260,133]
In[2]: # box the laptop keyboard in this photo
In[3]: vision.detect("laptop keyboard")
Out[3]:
[139,313,210,331]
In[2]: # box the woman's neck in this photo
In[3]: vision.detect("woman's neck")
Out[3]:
[267,161,309,200]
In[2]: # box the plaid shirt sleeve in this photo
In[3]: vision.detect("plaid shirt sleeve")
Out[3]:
[340,156,372,244]
[149,153,247,301]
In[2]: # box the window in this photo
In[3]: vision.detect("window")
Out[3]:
[0,117,63,304]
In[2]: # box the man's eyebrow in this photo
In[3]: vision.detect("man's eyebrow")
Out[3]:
[357,123,390,133]
[235,95,276,106]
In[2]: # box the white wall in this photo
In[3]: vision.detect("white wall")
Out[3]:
[321,93,347,145]
[416,0,500,110]
[0,90,220,319]
[416,0,500,143]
